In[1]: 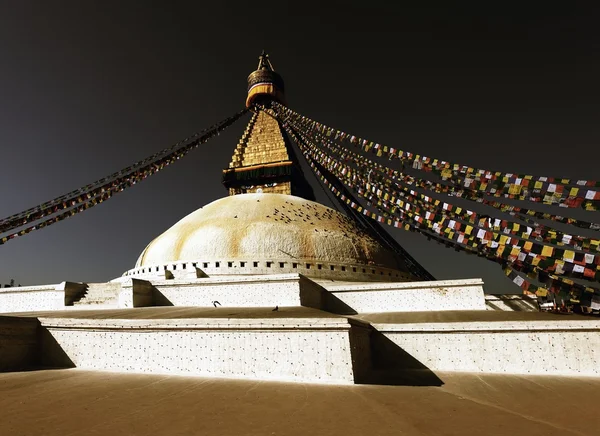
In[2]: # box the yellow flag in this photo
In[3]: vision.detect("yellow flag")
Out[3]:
[508,184,522,195]
[570,187,579,197]
[541,245,554,257]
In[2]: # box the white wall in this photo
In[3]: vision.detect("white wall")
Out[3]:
[376,319,600,376]
[40,317,371,384]
[151,274,325,310]
[325,278,486,313]
[0,285,63,313]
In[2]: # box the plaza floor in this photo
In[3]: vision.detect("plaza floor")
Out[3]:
[1,369,598,436]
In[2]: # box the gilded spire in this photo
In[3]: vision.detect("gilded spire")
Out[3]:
[222,54,314,200]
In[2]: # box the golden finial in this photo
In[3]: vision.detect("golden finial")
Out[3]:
[246,51,286,108]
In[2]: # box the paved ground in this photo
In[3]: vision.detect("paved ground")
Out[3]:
[1,369,598,436]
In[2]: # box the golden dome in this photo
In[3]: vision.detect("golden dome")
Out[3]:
[134,194,409,280]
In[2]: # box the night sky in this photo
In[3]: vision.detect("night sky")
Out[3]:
[1,2,599,293]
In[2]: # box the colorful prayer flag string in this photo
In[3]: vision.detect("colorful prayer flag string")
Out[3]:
[283,120,600,288]
[272,102,600,210]
[0,109,249,245]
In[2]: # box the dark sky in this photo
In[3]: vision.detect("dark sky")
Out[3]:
[1,2,599,293]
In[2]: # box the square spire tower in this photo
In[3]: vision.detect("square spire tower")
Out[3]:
[222,52,314,199]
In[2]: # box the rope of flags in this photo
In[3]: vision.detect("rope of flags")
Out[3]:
[284,123,548,281]
[295,130,600,284]
[502,265,599,305]
[275,115,600,301]
[267,105,600,302]
[0,109,249,245]
[278,109,600,297]
[307,147,599,301]
[272,101,600,211]
[276,108,600,233]
[0,109,248,235]
[296,127,600,253]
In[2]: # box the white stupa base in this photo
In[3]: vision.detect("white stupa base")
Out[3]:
[4,307,600,381]
[37,309,371,384]
[368,312,600,377]
[0,274,486,315]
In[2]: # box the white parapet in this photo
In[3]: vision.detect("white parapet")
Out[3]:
[373,316,600,376]
[38,313,371,384]
[150,273,326,310]
[0,282,91,313]
[0,284,64,313]
[321,278,486,313]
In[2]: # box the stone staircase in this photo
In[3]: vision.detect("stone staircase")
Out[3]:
[73,283,122,307]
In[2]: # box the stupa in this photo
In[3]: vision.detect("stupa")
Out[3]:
[1,53,599,385]
[127,51,429,284]
[132,194,414,282]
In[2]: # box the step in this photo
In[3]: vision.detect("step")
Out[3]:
[73,283,122,307]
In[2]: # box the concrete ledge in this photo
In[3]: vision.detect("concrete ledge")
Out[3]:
[323,278,486,313]
[373,318,600,332]
[38,317,368,330]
